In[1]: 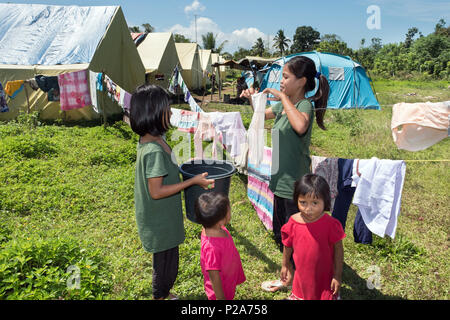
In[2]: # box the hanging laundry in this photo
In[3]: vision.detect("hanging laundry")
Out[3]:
[352,157,406,239]
[123,91,132,112]
[119,88,126,107]
[114,86,121,103]
[4,80,24,98]
[35,75,60,101]
[177,109,200,133]
[0,81,8,112]
[331,158,372,244]
[391,101,450,151]
[184,90,203,113]
[194,112,221,160]
[209,111,247,158]
[248,92,267,166]
[168,67,179,94]
[170,108,182,127]
[104,75,116,100]
[96,73,103,91]
[247,146,274,231]
[26,78,39,91]
[332,158,356,229]
[58,70,92,111]
[167,66,204,113]
[311,156,339,210]
[89,70,100,113]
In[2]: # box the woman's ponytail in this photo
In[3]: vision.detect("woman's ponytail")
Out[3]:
[311,74,329,130]
[285,56,330,130]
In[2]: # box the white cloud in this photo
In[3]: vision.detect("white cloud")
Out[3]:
[167,18,274,54]
[184,0,206,15]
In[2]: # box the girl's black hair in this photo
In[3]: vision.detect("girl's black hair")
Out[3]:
[129,84,171,137]
[285,56,330,130]
[195,192,230,228]
[293,174,331,212]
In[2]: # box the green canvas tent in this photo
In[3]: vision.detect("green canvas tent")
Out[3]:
[137,32,181,90]
[175,43,203,91]
[199,49,213,87]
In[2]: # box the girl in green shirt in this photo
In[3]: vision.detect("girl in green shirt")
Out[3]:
[129,84,214,300]
[241,56,330,292]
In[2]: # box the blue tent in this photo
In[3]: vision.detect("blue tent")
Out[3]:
[261,51,380,110]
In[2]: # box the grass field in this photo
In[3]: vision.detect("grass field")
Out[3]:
[0,79,449,300]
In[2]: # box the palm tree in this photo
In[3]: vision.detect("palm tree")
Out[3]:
[273,29,290,56]
[252,38,265,57]
[201,32,228,54]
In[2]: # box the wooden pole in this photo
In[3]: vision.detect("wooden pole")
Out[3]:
[217,66,222,102]
[23,82,31,114]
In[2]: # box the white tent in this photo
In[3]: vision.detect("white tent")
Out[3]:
[211,53,227,82]
[137,32,180,89]
[175,43,202,90]
[199,49,212,87]
[0,3,145,121]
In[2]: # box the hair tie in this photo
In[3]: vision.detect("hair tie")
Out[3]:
[315,72,321,79]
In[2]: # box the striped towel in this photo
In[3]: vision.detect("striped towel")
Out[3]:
[247,146,274,230]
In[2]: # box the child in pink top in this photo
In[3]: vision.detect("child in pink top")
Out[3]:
[195,192,246,300]
[281,174,346,300]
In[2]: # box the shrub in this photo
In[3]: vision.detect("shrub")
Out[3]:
[0,237,113,300]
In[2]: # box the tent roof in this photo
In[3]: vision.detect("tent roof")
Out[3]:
[137,32,173,73]
[199,49,212,71]
[175,43,199,69]
[0,3,117,66]
[212,56,277,70]
[272,51,362,69]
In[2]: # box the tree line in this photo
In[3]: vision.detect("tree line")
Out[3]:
[129,19,449,79]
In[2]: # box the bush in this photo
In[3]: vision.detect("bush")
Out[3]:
[0,237,113,300]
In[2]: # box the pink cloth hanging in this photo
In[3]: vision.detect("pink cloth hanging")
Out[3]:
[58,70,92,111]
[194,112,221,159]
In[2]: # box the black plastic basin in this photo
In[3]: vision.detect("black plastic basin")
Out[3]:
[179,160,236,223]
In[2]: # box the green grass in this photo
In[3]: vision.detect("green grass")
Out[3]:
[0,79,449,300]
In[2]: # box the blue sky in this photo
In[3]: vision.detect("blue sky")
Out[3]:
[6,0,450,53]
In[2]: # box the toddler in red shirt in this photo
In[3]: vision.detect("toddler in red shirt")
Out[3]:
[281,174,346,300]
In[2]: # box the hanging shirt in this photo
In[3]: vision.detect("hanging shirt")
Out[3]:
[4,80,24,98]
[35,75,60,101]
[209,111,247,158]
[89,70,100,113]
[177,109,200,133]
[352,157,406,239]
[123,91,132,112]
[194,112,221,159]
[391,101,450,151]
[311,156,339,209]
[0,81,8,112]
[58,70,92,110]
[248,92,267,167]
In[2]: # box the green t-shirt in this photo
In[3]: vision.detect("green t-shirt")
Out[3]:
[269,99,313,199]
[134,141,185,253]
